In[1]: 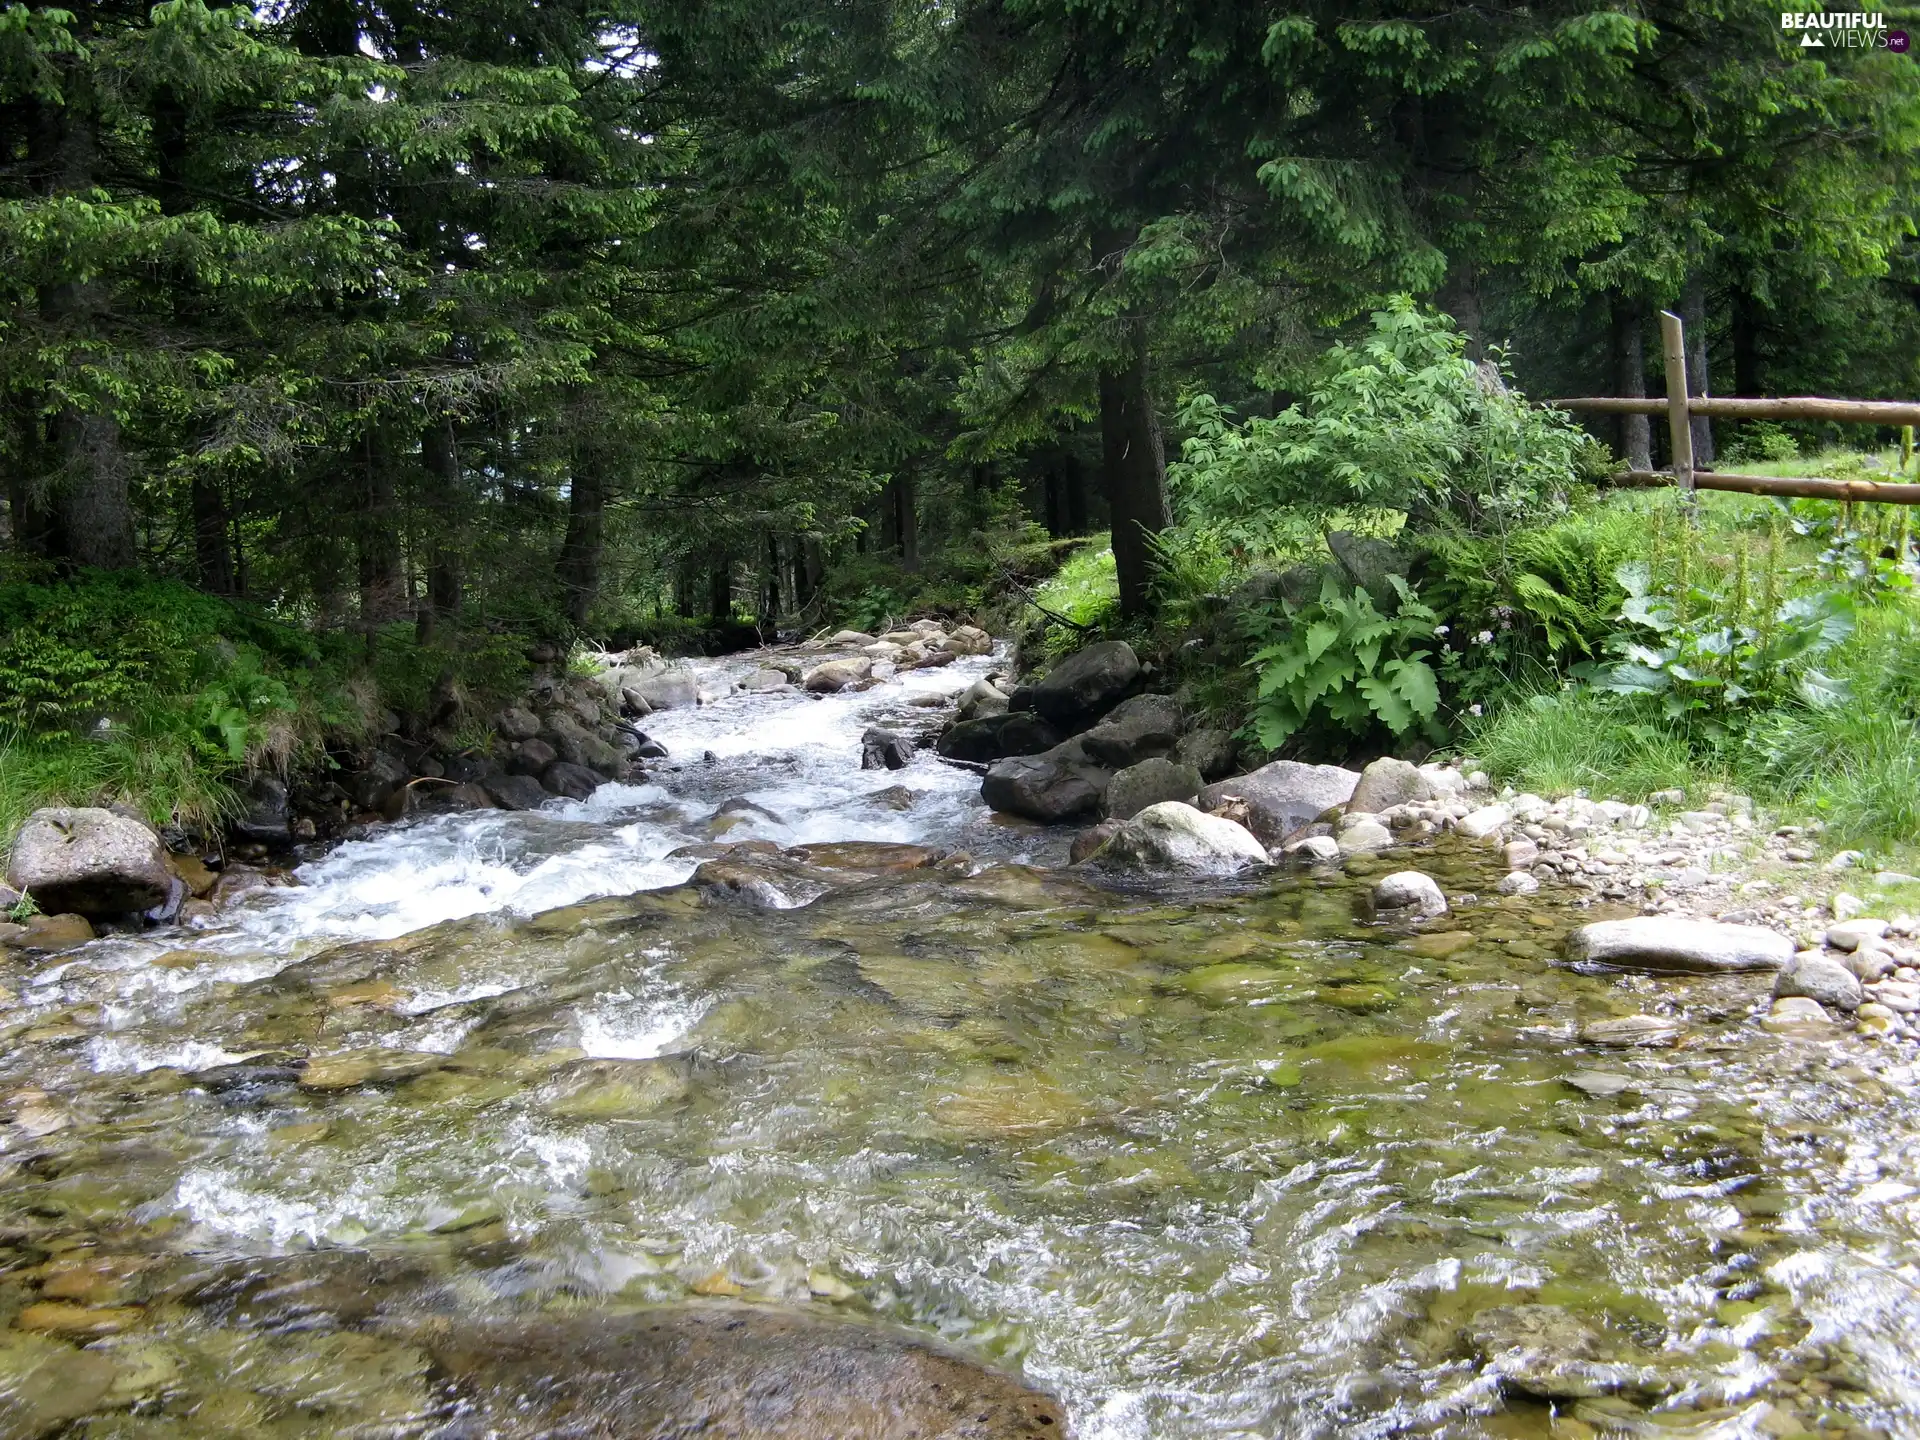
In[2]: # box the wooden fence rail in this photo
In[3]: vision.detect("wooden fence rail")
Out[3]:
[1544,310,1919,505]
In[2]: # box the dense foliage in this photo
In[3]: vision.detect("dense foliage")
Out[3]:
[3,0,1919,838]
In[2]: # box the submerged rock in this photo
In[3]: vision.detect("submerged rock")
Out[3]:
[1565,918,1793,973]
[1095,801,1267,875]
[6,807,171,918]
[421,1303,1068,1439]
[1465,1303,1672,1401]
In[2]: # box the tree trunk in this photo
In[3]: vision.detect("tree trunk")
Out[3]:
[1731,286,1763,398]
[415,418,462,643]
[1611,294,1653,472]
[357,428,404,636]
[1438,260,1485,361]
[1097,321,1170,618]
[192,475,234,594]
[707,560,731,620]
[556,453,607,630]
[1682,275,1715,467]
[887,471,920,570]
[762,532,781,624]
[35,86,134,570]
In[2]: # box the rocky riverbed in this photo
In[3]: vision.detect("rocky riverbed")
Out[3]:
[0,627,1918,1438]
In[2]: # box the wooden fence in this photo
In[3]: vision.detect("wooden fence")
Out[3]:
[1549,310,1919,505]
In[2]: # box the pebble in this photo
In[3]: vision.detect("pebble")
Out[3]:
[1765,996,1834,1028]
[1497,872,1540,896]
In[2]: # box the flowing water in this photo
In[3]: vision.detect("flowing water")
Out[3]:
[2,651,1919,1438]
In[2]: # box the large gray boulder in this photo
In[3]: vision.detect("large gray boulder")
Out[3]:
[1103,758,1203,821]
[1326,530,1410,602]
[1565,918,1794,973]
[1095,802,1268,876]
[861,727,913,771]
[935,712,1060,764]
[1200,760,1360,846]
[980,738,1112,823]
[1347,757,1436,815]
[1029,641,1140,728]
[495,706,541,742]
[6,807,171,917]
[630,668,701,711]
[1078,693,1182,769]
[541,761,602,801]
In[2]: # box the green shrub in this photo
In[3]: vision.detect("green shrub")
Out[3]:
[1169,298,1608,542]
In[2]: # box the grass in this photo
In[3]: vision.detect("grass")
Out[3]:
[0,721,244,846]
[1467,595,1920,861]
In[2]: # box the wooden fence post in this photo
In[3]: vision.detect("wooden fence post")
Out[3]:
[1659,310,1694,510]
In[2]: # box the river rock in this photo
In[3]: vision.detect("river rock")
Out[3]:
[1464,1303,1668,1401]
[1069,820,1121,864]
[937,713,1060,763]
[1580,1015,1681,1047]
[1766,996,1834,1028]
[738,668,790,693]
[1455,804,1511,841]
[1825,918,1889,951]
[495,706,541,742]
[803,658,873,693]
[955,678,1010,721]
[980,739,1112,824]
[508,738,558,776]
[937,624,994,656]
[861,727,914,771]
[1281,834,1342,865]
[1336,817,1393,855]
[1174,728,1237,782]
[824,629,878,648]
[1096,801,1267,875]
[1774,954,1863,1012]
[233,774,293,844]
[631,669,701,711]
[1029,640,1140,727]
[483,774,552,811]
[417,1304,1067,1440]
[416,781,497,815]
[348,751,411,812]
[6,808,171,918]
[541,761,601,800]
[299,1050,449,1091]
[1327,529,1410,601]
[1372,871,1447,919]
[1078,693,1182,768]
[1346,757,1435,815]
[1502,838,1540,870]
[1565,918,1794,973]
[1497,871,1540,896]
[14,913,95,950]
[1200,760,1360,845]
[1103,758,1203,821]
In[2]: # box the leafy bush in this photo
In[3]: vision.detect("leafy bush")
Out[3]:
[1242,572,1441,750]
[1169,298,1607,543]
[1582,561,1854,722]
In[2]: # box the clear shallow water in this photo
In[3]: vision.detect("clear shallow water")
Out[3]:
[1,654,1918,1437]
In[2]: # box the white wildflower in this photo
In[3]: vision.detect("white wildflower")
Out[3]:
[1468,703,1483,717]
[1475,630,1494,645]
